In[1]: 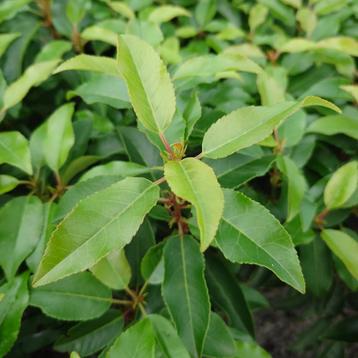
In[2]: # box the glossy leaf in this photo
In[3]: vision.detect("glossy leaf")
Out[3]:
[30,272,112,321]
[164,158,224,251]
[107,318,155,358]
[202,96,340,159]
[162,236,210,357]
[91,249,131,290]
[321,229,358,280]
[0,131,32,174]
[43,103,75,173]
[33,177,159,287]
[324,161,358,210]
[216,189,305,293]
[117,34,176,133]
[0,196,43,280]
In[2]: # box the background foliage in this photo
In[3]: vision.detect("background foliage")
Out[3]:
[0,0,357,357]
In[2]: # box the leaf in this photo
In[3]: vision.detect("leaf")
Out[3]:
[0,196,43,280]
[148,5,190,23]
[195,0,217,28]
[148,314,191,358]
[202,96,340,159]
[307,114,358,139]
[162,236,210,357]
[203,312,236,358]
[91,249,131,290]
[54,55,121,77]
[0,174,20,194]
[0,273,29,357]
[341,85,358,102]
[164,158,224,251]
[79,160,152,182]
[43,103,75,173]
[81,25,118,46]
[30,272,112,321]
[321,230,358,280]
[205,253,254,335]
[107,1,134,19]
[249,4,268,33]
[33,177,159,287]
[216,189,305,293]
[117,34,176,134]
[107,318,155,358]
[2,60,60,111]
[141,243,164,285]
[68,74,130,109]
[324,161,358,210]
[35,40,72,63]
[0,131,32,174]
[277,155,307,222]
[54,309,123,356]
[0,33,20,58]
[0,0,31,23]
[234,340,271,358]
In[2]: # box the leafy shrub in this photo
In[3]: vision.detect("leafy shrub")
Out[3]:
[0,0,357,357]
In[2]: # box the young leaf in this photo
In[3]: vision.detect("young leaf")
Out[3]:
[324,161,358,210]
[148,314,191,358]
[30,272,112,321]
[107,318,156,358]
[0,196,43,280]
[90,249,131,290]
[202,96,340,159]
[0,174,20,194]
[2,60,60,111]
[54,310,123,356]
[0,131,32,174]
[162,236,210,357]
[0,33,20,58]
[216,189,306,293]
[321,230,358,280]
[0,273,29,357]
[148,5,190,23]
[33,177,159,287]
[117,34,176,134]
[54,54,121,77]
[277,155,307,222]
[43,103,75,173]
[164,158,224,251]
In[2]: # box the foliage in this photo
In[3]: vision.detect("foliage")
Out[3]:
[0,0,357,357]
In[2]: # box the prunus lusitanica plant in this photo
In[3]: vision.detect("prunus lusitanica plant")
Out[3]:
[0,0,357,357]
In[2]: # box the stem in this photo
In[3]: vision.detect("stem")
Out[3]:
[154,176,166,185]
[71,23,83,53]
[195,152,204,160]
[139,280,149,296]
[159,132,174,159]
[315,207,329,229]
[138,303,147,317]
[111,298,132,305]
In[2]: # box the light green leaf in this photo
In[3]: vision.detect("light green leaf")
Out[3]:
[0,33,20,58]
[107,1,135,19]
[148,5,190,23]
[140,243,164,285]
[81,26,117,46]
[324,161,358,210]
[43,103,75,173]
[35,40,72,63]
[54,309,123,356]
[66,0,90,25]
[296,7,316,36]
[117,34,176,133]
[30,272,112,321]
[340,85,358,102]
[54,55,121,77]
[148,314,191,358]
[2,60,60,111]
[33,177,159,287]
[107,318,155,358]
[0,0,31,23]
[91,249,131,290]
[234,340,271,358]
[249,4,268,33]
[0,273,29,357]
[79,160,151,182]
[0,196,43,280]
[321,230,358,280]
[195,0,216,28]
[202,96,340,159]
[216,189,305,293]
[163,236,210,357]
[0,131,32,174]
[0,174,20,194]
[164,158,224,251]
[277,155,307,222]
[307,114,358,140]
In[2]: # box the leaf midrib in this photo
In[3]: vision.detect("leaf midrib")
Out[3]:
[36,181,156,284]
